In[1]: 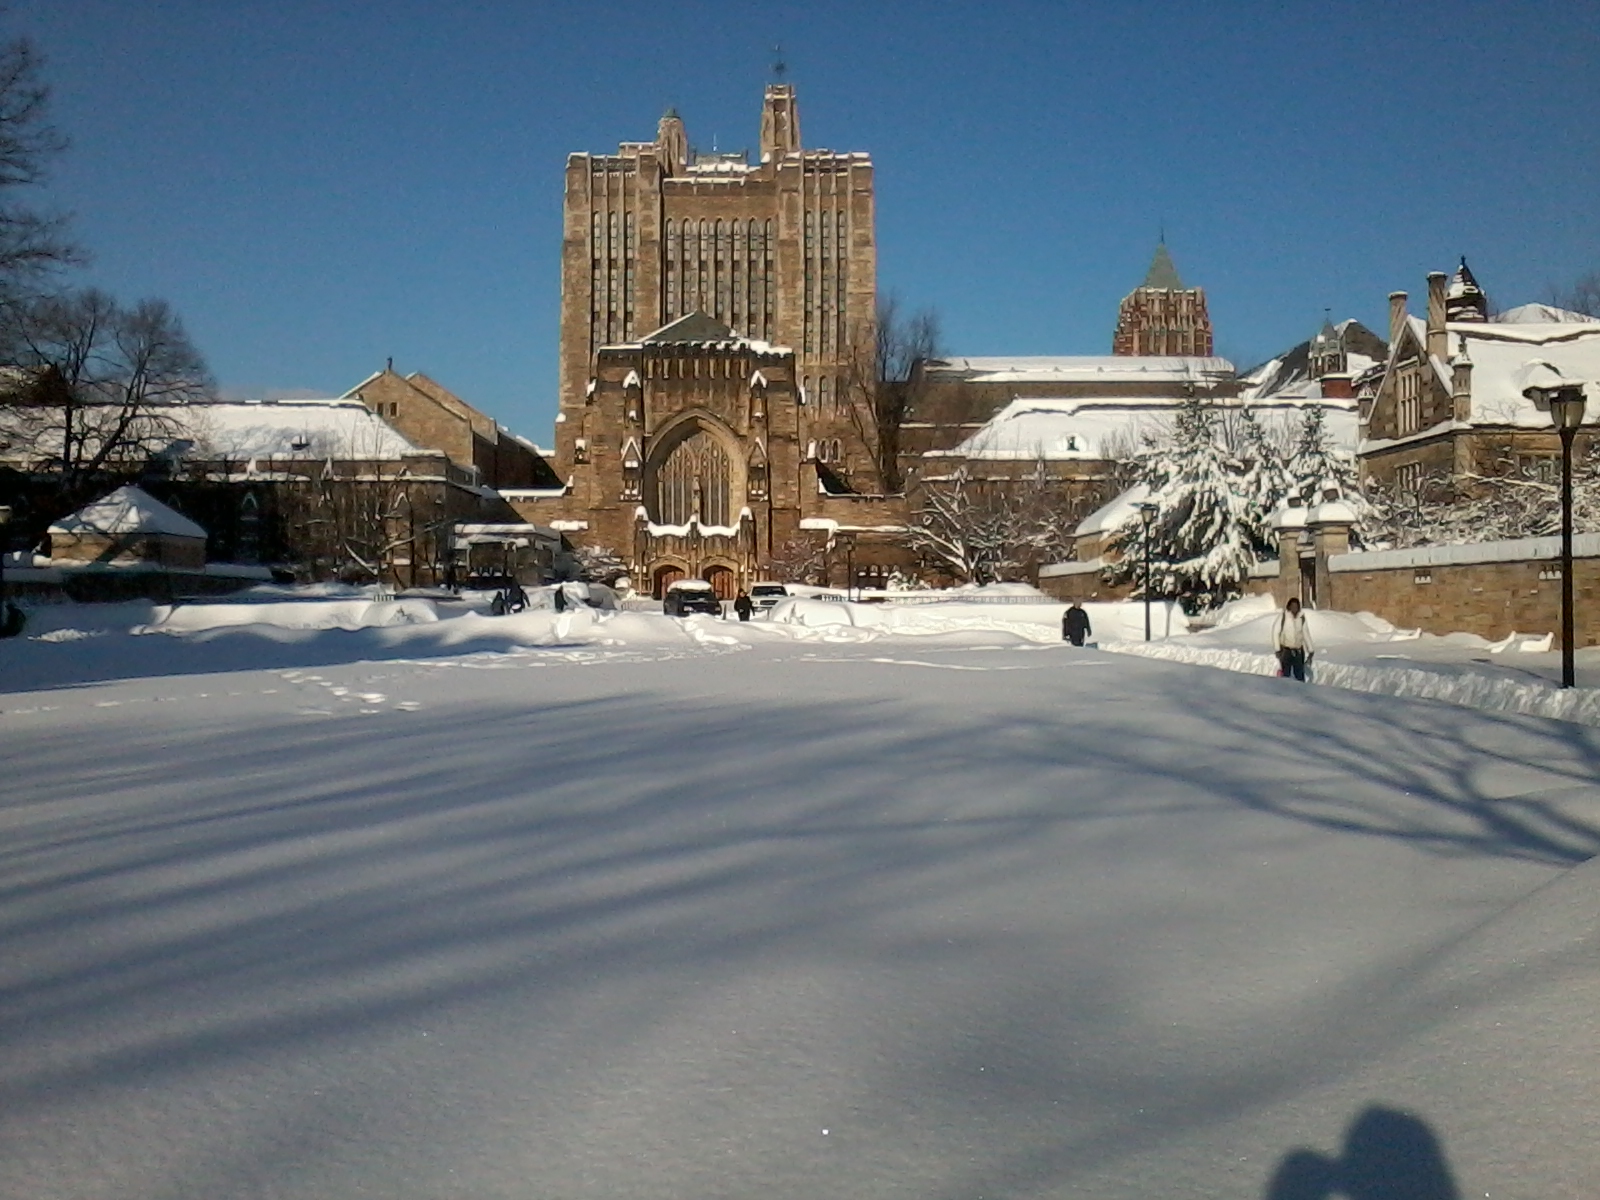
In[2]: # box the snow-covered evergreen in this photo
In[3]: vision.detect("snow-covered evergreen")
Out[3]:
[1285,404,1360,505]
[1109,395,1269,611]
[1236,406,1291,549]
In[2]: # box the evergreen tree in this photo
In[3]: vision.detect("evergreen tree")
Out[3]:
[1109,394,1265,611]
[1237,405,1290,548]
[1285,405,1359,504]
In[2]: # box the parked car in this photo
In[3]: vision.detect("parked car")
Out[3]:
[663,578,722,617]
[749,582,790,613]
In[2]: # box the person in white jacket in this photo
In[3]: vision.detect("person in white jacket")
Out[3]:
[1272,597,1314,681]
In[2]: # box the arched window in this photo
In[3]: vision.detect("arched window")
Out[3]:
[654,428,732,526]
[802,375,812,407]
[818,376,831,412]
[832,438,844,464]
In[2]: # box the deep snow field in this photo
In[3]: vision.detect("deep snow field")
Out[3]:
[2,587,1598,1198]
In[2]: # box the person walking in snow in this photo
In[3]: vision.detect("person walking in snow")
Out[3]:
[734,590,754,621]
[1272,597,1314,681]
[1063,601,1092,646]
[551,584,567,613]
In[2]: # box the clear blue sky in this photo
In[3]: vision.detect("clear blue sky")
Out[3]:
[16,0,1600,442]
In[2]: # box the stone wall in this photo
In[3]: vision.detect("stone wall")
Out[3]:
[1326,535,1600,647]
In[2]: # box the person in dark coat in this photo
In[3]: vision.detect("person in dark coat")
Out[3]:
[1063,601,1092,646]
[733,590,754,621]
[551,584,567,613]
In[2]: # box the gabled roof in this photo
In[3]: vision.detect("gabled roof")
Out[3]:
[640,311,736,343]
[49,485,207,539]
[1141,242,1184,290]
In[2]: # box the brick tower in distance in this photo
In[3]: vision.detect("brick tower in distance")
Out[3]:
[1112,242,1214,356]
[555,83,877,484]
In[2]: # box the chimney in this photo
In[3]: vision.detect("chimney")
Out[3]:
[1426,271,1447,362]
[1388,291,1407,347]
[1320,374,1354,400]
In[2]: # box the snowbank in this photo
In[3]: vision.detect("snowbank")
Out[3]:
[1109,632,1600,727]
[140,597,441,634]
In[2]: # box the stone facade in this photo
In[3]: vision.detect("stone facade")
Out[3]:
[555,84,878,493]
[1359,265,1599,491]
[1111,243,1214,357]
[345,365,559,490]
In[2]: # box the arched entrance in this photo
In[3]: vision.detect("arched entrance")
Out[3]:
[704,564,736,600]
[653,563,686,599]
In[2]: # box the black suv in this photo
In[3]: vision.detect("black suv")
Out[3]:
[663,580,722,617]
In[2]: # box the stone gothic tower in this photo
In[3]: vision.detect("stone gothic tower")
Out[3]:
[556,83,878,496]
[1111,242,1214,356]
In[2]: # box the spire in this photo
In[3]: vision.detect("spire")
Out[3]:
[1142,241,1183,290]
[1445,255,1488,322]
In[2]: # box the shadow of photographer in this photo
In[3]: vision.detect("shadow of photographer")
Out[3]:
[1266,1105,1459,1200]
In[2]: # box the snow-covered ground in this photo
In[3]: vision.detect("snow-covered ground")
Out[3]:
[2,588,1599,1197]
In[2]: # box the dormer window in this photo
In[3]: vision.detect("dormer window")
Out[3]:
[289,435,310,452]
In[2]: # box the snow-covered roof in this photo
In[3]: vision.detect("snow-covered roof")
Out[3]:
[923,355,1235,384]
[1494,303,1599,326]
[1450,321,1600,426]
[49,486,207,540]
[181,399,427,460]
[938,393,1358,463]
[1075,483,1151,538]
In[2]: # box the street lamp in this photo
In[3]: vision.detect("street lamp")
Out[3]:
[1137,500,1159,641]
[1523,362,1589,688]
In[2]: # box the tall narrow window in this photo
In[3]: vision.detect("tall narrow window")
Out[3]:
[819,376,831,413]
[698,220,710,315]
[665,219,678,320]
[803,210,816,355]
[836,211,848,353]
[714,219,728,321]
[623,211,636,339]
[731,220,745,332]
[763,220,775,336]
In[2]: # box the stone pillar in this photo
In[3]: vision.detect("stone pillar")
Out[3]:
[1306,502,1356,613]
[1274,503,1307,606]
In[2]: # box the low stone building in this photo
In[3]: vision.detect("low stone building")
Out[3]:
[49,485,207,568]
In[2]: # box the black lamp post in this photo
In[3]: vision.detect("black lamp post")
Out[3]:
[1524,364,1588,688]
[1137,500,1158,641]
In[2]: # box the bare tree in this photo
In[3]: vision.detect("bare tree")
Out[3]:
[764,533,828,584]
[1362,454,1600,550]
[0,33,79,297]
[841,294,941,493]
[906,462,1078,584]
[1548,270,1600,318]
[574,543,629,585]
[0,288,212,513]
